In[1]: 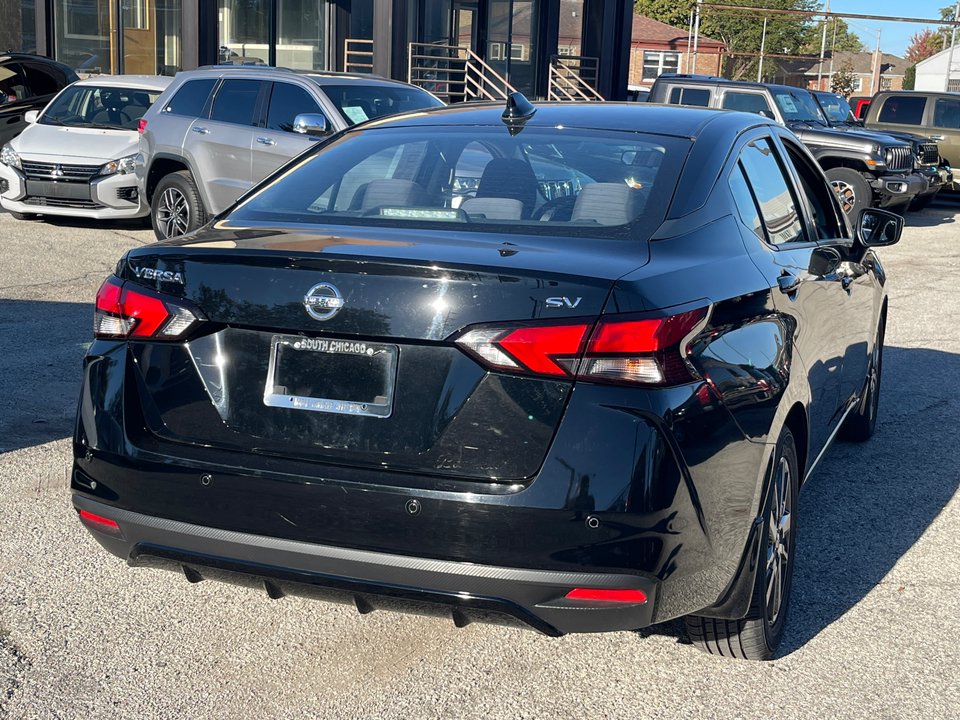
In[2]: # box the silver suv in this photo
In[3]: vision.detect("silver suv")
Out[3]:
[137,66,443,240]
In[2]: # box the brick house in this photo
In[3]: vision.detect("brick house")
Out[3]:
[625,15,727,89]
[777,51,906,94]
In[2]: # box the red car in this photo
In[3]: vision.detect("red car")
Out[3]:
[849,95,872,120]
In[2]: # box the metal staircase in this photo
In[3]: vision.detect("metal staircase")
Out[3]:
[548,55,604,101]
[407,42,516,102]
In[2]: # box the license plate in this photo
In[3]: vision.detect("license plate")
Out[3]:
[25,180,91,200]
[263,335,397,418]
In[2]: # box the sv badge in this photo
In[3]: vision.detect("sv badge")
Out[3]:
[545,296,582,309]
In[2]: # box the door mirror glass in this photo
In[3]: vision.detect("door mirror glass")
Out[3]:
[856,208,903,247]
[293,113,331,137]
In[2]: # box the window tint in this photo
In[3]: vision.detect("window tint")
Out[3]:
[266,82,322,132]
[317,83,444,126]
[737,138,805,245]
[877,95,926,125]
[780,141,845,240]
[165,79,216,117]
[21,63,61,97]
[211,79,262,125]
[722,91,773,115]
[668,87,710,106]
[729,163,764,241]
[933,98,960,129]
[0,63,28,102]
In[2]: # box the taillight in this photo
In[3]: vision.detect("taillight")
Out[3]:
[94,276,203,340]
[454,306,707,386]
[137,118,147,134]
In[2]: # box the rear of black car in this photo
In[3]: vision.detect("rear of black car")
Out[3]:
[73,111,764,635]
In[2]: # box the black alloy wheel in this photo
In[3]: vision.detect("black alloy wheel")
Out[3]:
[685,426,799,661]
[826,167,871,222]
[842,319,885,442]
[152,171,206,241]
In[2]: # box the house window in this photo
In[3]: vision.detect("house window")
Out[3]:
[852,77,863,92]
[880,77,892,90]
[642,51,680,82]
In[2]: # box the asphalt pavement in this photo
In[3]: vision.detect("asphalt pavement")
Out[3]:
[1,203,958,719]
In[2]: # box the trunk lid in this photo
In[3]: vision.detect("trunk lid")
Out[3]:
[121,225,649,481]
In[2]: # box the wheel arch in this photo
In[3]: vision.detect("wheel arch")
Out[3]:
[146,155,193,205]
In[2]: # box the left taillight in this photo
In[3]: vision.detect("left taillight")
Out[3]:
[453,306,708,386]
[94,276,204,340]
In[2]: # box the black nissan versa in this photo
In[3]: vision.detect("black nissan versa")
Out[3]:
[73,97,902,660]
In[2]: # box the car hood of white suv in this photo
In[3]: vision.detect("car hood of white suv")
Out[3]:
[12,123,138,165]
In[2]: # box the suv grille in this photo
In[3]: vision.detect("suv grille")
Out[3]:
[20,161,101,182]
[884,146,912,172]
[917,143,940,166]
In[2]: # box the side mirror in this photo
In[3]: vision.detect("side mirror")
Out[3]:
[856,208,903,247]
[24,110,38,123]
[293,113,331,137]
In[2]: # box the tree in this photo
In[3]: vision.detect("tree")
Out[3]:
[906,28,944,64]
[831,60,857,97]
[904,65,917,90]
[802,18,865,54]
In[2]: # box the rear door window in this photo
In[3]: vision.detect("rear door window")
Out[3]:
[211,79,262,126]
[668,87,710,106]
[266,82,322,132]
[933,97,960,129]
[877,95,926,125]
[165,79,216,117]
[736,137,806,246]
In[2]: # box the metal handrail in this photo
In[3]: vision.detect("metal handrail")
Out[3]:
[407,42,516,102]
[344,38,374,74]
[548,55,604,101]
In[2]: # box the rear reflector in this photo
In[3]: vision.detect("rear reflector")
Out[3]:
[454,306,708,386]
[78,509,124,539]
[565,588,647,604]
[94,276,204,340]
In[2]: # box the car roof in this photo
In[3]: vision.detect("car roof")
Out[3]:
[186,66,417,89]
[357,101,776,139]
[73,75,174,91]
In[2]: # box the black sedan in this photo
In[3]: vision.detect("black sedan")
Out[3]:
[72,98,901,661]
[0,53,78,145]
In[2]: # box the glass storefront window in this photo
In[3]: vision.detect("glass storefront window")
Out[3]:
[278,0,326,70]
[219,0,270,65]
[55,0,114,73]
[123,0,183,75]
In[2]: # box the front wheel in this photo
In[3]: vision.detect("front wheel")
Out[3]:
[685,427,799,661]
[826,167,872,223]
[152,171,206,241]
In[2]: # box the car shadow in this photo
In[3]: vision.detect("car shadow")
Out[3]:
[16,214,153,233]
[637,345,960,657]
[0,300,92,454]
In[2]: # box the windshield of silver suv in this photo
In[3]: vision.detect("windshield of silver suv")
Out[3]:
[315,83,444,125]
[773,89,827,124]
[226,125,691,239]
[41,85,163,130]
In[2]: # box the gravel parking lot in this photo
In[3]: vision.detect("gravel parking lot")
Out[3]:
[1,202,958,719]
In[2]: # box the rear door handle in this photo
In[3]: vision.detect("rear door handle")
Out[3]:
[192,126,209,134]
[256,137,276,146]
[778,273,801,294]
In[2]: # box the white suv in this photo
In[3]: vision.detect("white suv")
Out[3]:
[137,66,444,240]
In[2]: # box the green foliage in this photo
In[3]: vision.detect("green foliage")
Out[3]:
[802,18,865,53]
[830,60,857,97]
[904,65,916,90]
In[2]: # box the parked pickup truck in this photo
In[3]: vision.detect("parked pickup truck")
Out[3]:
[648,75,928,221]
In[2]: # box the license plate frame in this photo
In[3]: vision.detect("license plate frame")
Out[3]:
[263,335,397,418]
[24,180,91,200]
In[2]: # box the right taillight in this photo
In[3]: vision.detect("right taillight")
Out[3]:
[453,306,708,386]
[137,118,147,134]
[94,276,204,340]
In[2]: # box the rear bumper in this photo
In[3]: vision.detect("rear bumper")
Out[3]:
[73,494,657,635]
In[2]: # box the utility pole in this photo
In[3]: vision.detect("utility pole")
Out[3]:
[946,2,960,91]
[818,2,830,90]
[693,0,701,73]
[758,18,767,82]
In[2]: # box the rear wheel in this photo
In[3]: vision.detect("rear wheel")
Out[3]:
[152,171,206,241]
[826,167,872,223]
[685,427,799,661]
[842,319,884,442]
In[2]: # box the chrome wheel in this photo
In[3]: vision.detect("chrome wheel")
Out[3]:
[156,187,190,238]
[765,455,793,627]
[831,179,856,214]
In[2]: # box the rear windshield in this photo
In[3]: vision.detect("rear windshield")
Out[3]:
[41,85,163,130]
[316,83,444,125]
[226,124,692,240]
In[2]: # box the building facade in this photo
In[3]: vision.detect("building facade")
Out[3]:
[4,0,636,100]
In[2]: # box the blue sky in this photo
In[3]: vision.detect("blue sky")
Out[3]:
[825,1,954,57]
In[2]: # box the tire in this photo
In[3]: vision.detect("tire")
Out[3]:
[826,167,872,223]
[842,319,884,442]
[685,427,799,661]
[909,193,935,211]
[152,170,206,241]
[8,211,38,221]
